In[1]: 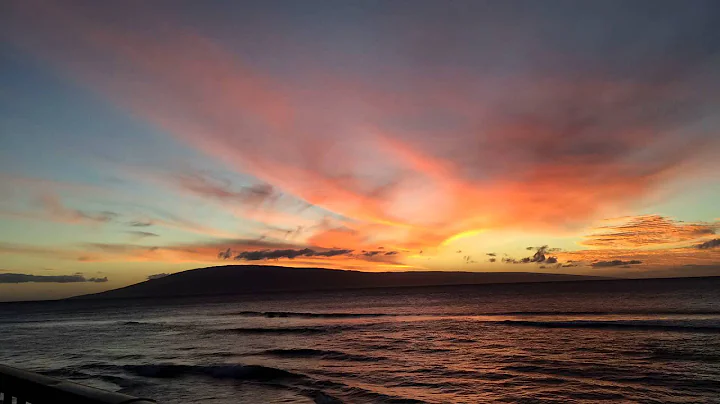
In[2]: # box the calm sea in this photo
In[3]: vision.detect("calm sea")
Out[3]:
[1,277,720,403]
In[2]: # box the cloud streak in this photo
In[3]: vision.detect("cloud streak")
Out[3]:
[697,239,720,249]
[583,215,717,248]
[233,248,354,261]
[557,245,720,269]
[591,260,642,268]
[0,273,108,283]
[126,231,160,239]
[0,192,118,226]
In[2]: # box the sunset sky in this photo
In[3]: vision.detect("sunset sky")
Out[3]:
[1,0,719,301]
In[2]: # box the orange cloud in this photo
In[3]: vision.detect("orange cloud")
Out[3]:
[582,215,718,249]
[307,227,367,249]
[557,246,720,268]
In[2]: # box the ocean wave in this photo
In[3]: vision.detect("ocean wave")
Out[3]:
[122,363,305,381]
[645,347,720,363]
[193,351,238,358]
[258,348,382,362]
[342,385,427,403]
[411,367,514,381]
[486,310,720,316]
[41,367,146,390]
[228,311,393,319]
[40,367,93,379]
[565,390,626,400]
[121,320,148,325]
[62,362,346,403]
[493,320,720,333]
[301,378,425,404]
[110,353,145,360]
[117,320,177,330]
[446,337,476,344]
[309,390,344,404]
[211,325,355,335]
[501,362,720,391]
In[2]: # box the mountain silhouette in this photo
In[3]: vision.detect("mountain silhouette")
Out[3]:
[74,265,608,300]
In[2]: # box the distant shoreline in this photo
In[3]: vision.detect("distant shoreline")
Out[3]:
[2,274,720,305]
[76,274,718,301]
[69,265,610,301]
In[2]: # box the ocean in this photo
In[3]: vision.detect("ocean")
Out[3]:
[1,277,720,403]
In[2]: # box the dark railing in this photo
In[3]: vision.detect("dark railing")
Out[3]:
[0,364,156,404]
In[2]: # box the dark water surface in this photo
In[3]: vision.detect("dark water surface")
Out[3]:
[1,277,720,403]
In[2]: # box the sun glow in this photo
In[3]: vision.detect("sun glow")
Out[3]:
[441,229,486,246]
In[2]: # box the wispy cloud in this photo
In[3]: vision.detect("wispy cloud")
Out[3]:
[171,171,278,207]
[127,220,153,227]
[119,207,238,239]
[0,242,95,261]
[0,273,108,283]
[141,168,327,234]
[1,171,242,240]
[557,245,720,269]
[126,231,160,239]
[1,238,295,264]
[36,194,118,224]
[0,192,118,225]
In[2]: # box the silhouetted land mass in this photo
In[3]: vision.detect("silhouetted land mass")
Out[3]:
[73,265,609,300]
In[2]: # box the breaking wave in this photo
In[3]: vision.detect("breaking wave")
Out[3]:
[121,363,305,381]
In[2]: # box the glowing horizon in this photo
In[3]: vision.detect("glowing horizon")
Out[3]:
[0,0,719,301]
